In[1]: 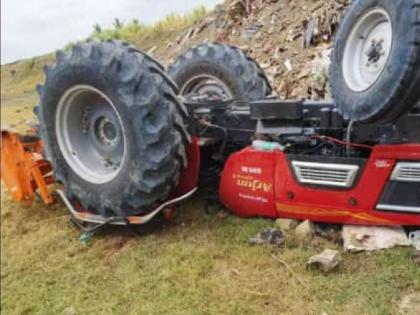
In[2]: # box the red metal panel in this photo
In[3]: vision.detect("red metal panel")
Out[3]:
[170,137,201,197]
[220,147,277,218]
[220,144,420,225]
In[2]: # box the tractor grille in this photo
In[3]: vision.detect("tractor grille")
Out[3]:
[291,161,359,188]
[390,162,420,182]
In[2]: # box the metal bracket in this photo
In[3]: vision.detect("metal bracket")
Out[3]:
[55,188,198,241]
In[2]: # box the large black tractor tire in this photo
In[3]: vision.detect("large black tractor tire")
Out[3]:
[37,40,189,217]
[330,0,420,123]
[168,43,272,103]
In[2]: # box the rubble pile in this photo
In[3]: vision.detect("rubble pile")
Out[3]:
[161,0,351,100]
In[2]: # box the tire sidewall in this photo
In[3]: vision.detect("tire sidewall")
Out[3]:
[331,0,416,121]
[41,61,141,206]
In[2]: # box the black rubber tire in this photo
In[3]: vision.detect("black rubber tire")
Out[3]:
[168,42,272,102]
[37,40,189,217]
[330,0,420,123]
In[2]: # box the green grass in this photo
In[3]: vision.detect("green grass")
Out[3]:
[92,7,206,41]
[1,186,419,315]
[64,6,207,52]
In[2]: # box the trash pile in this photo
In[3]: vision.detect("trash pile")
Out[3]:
[161,0,351,100]
[249,220,420,273]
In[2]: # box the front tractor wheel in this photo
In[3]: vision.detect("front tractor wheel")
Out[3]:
[168,43,272,105]
[37,40,189,217]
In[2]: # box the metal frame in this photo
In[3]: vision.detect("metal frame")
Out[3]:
[376,204,420,214]
[56,187,197,227]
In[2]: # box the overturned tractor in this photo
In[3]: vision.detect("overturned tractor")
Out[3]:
[2,0,420,231]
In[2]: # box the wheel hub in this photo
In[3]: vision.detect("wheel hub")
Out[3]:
[181,75,232,102]
[94,117,118,146]
[366,39,384,64]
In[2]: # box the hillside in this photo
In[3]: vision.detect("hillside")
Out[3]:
[1,0,350,130]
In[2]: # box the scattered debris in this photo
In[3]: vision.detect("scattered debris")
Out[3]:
[242,24,262,41]
[398,292,420,315]
[308,249,342,273]
[314,223,342,243]
[284,59,293,72]
[227,0,247,22]
[294,220,315,241]
[342,225,411,252]
[159,0,352,98]
[286,26,303,43]
[249,228,285,246]
[275,218,299,232]
[147,45,157,56]
[304,16,317,48]
[242,0,254,16]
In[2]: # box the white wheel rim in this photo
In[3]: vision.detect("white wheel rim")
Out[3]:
[55,85,127,184]
[343,8,393,92]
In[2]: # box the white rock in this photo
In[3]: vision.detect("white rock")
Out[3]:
[275,218,299,231]
[295,220,314,241]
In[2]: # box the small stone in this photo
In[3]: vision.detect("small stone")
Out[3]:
[275,218,299,231]
[249,228,285,246]
[62,306,76,315]
[409,231,420,250]
[294,220,315,241]
[308,249,342,273]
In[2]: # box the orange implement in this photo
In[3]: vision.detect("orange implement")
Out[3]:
[1,129,54,205]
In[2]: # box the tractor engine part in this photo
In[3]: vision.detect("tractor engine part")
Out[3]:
[330,0,420,123]
[36,40,190,217]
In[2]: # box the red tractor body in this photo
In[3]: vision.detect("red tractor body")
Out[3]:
[220,144,420,225]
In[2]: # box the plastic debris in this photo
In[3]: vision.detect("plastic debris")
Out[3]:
[308,249,342,273]
[79,232,91,246]
[409,231,420,250]
[284,59,293,72]
[342,225,411,252]
[249,228,285,246]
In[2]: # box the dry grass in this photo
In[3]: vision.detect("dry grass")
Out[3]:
[1,5,420,314]
[2,187,419,315]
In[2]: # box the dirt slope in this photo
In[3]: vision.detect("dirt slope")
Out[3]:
[2,0,350,115]
[158,0,351,100]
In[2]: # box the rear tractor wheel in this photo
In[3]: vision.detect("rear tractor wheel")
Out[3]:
[37,40,189,217]
[330,0,420,123]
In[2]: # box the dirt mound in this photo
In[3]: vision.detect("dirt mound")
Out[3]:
[160,0,351,100]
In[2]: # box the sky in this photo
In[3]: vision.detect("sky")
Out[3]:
[1,0,223,64]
